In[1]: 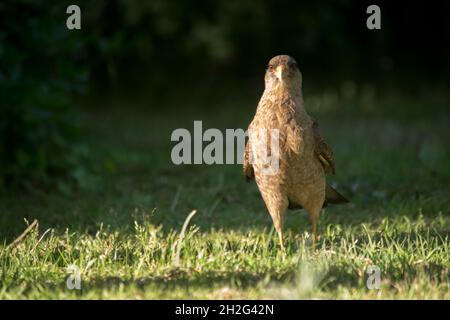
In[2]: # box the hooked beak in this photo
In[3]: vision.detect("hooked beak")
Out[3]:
[275,65,285,81]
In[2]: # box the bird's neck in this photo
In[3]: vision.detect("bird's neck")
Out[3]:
[265,85,305,110]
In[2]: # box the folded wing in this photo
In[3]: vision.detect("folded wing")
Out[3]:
[312,118,336,175]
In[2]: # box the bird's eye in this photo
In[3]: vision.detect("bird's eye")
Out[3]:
[267,64,274,71]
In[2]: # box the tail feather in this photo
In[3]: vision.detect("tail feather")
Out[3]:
[325,183,349,206]
[288,183,349,210]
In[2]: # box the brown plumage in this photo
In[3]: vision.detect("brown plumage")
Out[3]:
[244,55,348,250]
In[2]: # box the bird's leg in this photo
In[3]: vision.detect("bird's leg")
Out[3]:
[264,193,288,255]
[277,228,285,253]
[309,206,321,248]
[311,218,318,247]
[269,205,286,254]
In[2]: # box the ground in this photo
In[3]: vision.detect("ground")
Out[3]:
[0,87,449,299]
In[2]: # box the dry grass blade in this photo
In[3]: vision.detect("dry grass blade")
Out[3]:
[8,219,38,249]
[32,228,53,251]
[173,209,197,267]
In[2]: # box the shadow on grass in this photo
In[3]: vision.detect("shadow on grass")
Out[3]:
[24,269,296,298]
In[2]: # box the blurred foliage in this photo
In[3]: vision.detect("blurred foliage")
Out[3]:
[0,1,89,191]
[79,0,450,91]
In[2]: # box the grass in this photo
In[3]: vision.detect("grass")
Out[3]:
[0,87,449,299]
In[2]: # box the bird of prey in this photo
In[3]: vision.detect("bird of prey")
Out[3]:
[244,55,348,250]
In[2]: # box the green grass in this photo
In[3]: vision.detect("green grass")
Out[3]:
[0,89,449,299]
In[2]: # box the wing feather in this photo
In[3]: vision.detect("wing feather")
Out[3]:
[243,140,254,181]
[312,118,335,174]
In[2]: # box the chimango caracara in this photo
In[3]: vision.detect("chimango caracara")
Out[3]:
[243,55,348,250]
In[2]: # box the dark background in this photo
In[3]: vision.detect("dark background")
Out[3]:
[0,0,449,191]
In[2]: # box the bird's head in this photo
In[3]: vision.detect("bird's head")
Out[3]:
[264,55,302,91]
